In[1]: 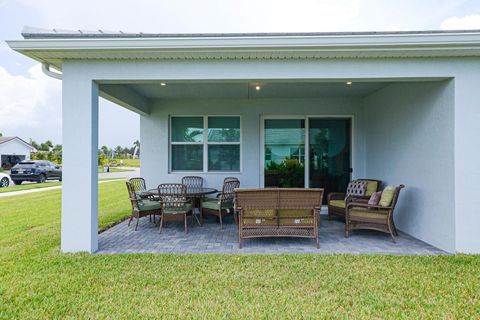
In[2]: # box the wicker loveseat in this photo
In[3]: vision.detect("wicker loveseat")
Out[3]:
[327,179,382,221]
[235,188,324,248]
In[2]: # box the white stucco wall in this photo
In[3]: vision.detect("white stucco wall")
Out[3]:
[140,97,366,190]
[0,139,32,160]
[363,81,455,252]
[58,57,480,253]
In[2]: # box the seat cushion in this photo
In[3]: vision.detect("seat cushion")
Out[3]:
[278,209,314,226]
[357,180,379,197]
[329,199,345,208]
[201,198,220,210]
[349,208,388,221]
[242,209,277,226]
[138,199,161,211]
[379,185,396,207]
[162,203,192,214]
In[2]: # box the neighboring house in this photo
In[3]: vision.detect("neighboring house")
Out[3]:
[0,136,36,168]
[7,27,480,254]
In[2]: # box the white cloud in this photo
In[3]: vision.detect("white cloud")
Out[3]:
[0,64,61,137]
[440,14,480,30]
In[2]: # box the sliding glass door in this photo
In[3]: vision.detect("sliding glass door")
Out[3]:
[263,117,351,199]
[264,119,305,188]
[308,118,351,203]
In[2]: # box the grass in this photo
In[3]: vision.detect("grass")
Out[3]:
[0,178,124,194]
[0,181,62,193]
[0,181,479,318]
[116,158,140,167]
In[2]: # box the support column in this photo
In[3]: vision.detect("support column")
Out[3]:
[455,72,480,253]
[61,74,99,253]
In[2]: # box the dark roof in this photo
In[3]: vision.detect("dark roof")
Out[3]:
[21,26,480,39]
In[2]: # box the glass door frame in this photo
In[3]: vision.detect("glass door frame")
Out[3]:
[260,115,354,188]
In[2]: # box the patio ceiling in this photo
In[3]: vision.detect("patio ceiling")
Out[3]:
[123,81,391,100]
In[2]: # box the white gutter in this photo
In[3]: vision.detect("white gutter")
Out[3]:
[41,63,62,80]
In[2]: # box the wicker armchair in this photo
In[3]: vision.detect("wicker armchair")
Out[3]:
[345,184,405,242]
[125,181,162,230]
[157,183,192,234]
[181,176,203,189]
[327,179,382,221]
[201,179,240,228]
[129,177,147,194]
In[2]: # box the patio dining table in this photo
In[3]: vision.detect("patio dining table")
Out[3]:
[141,187,218,226]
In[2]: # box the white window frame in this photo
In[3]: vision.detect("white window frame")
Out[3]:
[169,115,242,173]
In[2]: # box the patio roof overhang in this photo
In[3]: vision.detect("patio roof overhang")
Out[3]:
[7,28,480,72]
[8,28,480,117]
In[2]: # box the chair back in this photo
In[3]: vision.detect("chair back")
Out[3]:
[129,177,147,192]
[181,176,203,189]
[126,181,141,211]
[224,177,239,183]
[220,179,240,206]
[390,185,405,211]
[157,183,188,212]
[277,188,324,211]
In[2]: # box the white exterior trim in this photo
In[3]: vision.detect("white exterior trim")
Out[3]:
[7,31,480,69]
[168,115,242,174]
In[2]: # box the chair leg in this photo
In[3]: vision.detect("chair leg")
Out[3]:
[345,218,349,238]
[159,214,165,233]
[387,221,396,243]
[135,214,140,231]
[218,210,223,229]
[128,214,133,226]
[184,214,188,234]
[316,236,320,249]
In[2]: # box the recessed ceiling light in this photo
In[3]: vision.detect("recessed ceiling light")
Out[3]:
[160,82,166,86]
[346,81,353,85]
[255,85,261,91]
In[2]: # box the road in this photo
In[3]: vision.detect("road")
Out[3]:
[0,167,140,197]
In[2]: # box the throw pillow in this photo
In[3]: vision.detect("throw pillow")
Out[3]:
[345,180,367,200]
[379,185,396,207]
[368,191,382,205]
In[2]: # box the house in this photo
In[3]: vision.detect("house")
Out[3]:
[0,136,36,169]
[7,27,480,254]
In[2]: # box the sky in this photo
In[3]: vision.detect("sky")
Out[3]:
[1,0,480,148]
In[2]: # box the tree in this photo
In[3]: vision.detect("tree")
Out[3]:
[30,139,39,150]
[100,145,110,156]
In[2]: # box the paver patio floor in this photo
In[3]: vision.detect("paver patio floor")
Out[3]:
[97,215,445,255]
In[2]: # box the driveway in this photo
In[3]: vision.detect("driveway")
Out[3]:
[99,167,139,180]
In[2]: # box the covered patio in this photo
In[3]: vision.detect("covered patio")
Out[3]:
[8,29,480,254]
[97,216,444,254]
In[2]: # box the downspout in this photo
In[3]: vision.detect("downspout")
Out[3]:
[41,63,62,80]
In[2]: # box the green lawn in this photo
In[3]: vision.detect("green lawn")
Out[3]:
[0,181,62,193]
[0,181,479,319]
[116,158,140,167]
[0,178,124,194]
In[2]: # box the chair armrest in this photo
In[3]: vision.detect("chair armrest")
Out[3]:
[346,196,369,203]
[327,192,346,202]
[346,202,392,210]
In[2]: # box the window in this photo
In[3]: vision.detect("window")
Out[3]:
[170,116,240,172]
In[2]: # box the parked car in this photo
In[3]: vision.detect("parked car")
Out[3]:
[0,172,11,188]
[10,160,62,185]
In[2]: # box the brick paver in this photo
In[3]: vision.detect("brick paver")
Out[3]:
[97,215,446,255]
